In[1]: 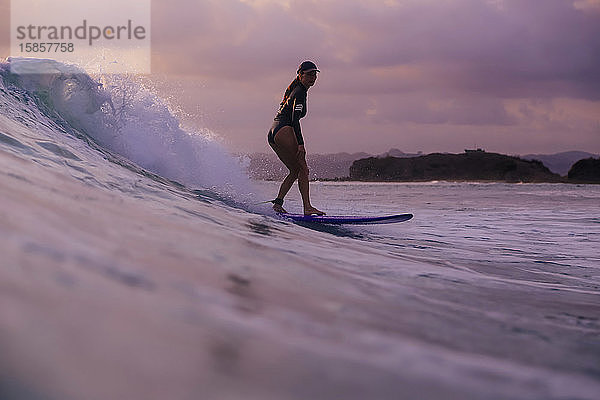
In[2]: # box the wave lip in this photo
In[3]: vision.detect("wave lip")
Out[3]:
[1,57,257,202]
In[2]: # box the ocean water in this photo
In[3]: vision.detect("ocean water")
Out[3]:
[1,58,599,400]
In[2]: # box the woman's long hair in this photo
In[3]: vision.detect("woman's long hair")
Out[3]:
[279,77,301,108]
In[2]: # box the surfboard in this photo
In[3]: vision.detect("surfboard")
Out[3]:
[277,213,413,225]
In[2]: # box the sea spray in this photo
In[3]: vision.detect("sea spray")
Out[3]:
[1,57,259,206]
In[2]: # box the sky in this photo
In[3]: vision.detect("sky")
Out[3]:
[1,0,600,155]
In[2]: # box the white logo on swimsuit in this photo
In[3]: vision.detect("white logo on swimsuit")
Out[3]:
[295,104,303,112]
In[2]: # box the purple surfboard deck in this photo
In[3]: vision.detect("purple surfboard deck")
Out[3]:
[277,213,413,225]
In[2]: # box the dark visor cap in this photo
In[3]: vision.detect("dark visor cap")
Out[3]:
[297,61,320,74]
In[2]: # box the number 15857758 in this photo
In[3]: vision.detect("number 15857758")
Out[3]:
[19,42,74,53]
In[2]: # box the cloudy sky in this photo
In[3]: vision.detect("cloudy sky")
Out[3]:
[2,0,600,155]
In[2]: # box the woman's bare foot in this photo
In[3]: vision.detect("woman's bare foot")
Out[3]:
[273,203,287,213]
[304,206,325,216]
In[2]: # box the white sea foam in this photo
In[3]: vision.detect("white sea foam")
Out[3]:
[3,57,258,203]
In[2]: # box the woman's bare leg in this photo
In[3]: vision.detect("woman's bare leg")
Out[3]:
[296,152,324,215]
[271,127,299,212]
[271,127,324,214]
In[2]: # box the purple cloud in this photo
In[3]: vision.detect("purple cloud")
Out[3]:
[295,0,600,99]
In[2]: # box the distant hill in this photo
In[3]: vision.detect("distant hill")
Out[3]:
[521,151,598,176]
[567,158,600,183]
[376,148,423,158]
[350,151,564,183]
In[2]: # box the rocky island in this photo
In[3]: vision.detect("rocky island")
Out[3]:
[349,150,564,183]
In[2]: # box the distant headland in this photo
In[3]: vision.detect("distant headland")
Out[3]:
[244,149,600,183]
[567,158,600,183]
[349,150,599,183]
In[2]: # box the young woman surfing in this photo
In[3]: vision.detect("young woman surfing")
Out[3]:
[267,60,325,216]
